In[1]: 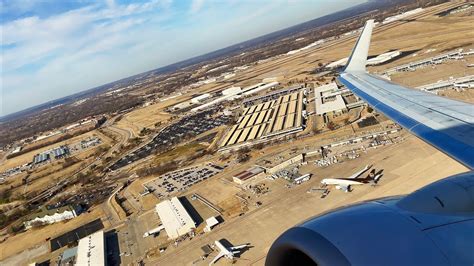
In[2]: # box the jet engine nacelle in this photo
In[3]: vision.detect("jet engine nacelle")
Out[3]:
[266,172,474,266]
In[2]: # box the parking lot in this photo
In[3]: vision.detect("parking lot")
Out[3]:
[143,164,224,198]
[110,109,231,170]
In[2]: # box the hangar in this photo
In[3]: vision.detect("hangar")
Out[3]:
[76,230,105,266]
[155,197,196,239]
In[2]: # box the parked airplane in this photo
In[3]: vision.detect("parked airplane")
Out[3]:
[321,165,371,191]
[321,165,382,191]
[209,240,250,265]
[266,19,473,265]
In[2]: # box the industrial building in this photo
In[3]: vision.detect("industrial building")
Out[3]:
[232,166,266,185]
[327,51,402,69]
[33,146,70,165]
[52,146,69,159]
[33,153,50,164]
[155,197,196,239]
[222,86,242,96]
[242,81,279,96]
[314,83,348,115]
[75,230,106,266]
[384,48,474,75]
[243,85,302,107]
[382,8,423,24]
[191,82,279,112]
[221,89,306,148]
[267,154,305,174]
[24,205,81,229]
[415,75,474,92]
[191,93,211,104]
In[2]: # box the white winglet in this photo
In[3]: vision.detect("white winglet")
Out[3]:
[344,19,375,73]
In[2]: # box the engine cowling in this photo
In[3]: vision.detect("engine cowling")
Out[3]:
[266,172,474,266]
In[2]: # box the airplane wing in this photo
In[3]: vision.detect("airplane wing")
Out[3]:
[323,178,364,185]
[346,165,371,179]
[338,20,474,170]
[209,251,226,265]
[230,244,248,250]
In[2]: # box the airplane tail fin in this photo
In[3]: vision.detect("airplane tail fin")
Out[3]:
[344,19,375,73]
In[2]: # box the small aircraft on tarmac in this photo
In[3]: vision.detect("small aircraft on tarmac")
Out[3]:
[209,240,251,265]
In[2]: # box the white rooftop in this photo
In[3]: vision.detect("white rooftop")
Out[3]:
[155,197,195,239]
[204,216,220,232]
[314,83,347,115]
[76,230,105,266]
[327,51,401,68]
[222,86,242,96]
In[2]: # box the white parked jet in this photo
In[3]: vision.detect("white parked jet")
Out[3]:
[209,240,250,265]
[321,165,373,192]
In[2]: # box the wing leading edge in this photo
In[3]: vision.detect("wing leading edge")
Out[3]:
[338,20,474,169]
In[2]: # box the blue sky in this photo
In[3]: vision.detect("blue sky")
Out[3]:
[0,0,365,116]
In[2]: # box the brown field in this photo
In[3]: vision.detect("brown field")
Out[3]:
[114,105,173,137]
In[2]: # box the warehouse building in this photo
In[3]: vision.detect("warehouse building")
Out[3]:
[267,154,305,174]
[243,85,303,106]
[233,166,266,185]
[52,146,69,159]
[191,82,280,113]
[76,230,106,266]
[327,51,402,68]
[191,93,211,104]
[33,153,50,164]
[242,81,279,96]
[222,86,242,96]
[155,197,196,239]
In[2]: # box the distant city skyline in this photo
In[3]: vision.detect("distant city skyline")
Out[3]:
[1,0,365,116]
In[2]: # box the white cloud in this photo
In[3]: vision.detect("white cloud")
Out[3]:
[0,1,169,73]
[105,0,116,9]
[1,0,365,116]
[190,0,205,13]
[1,0,178,115]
